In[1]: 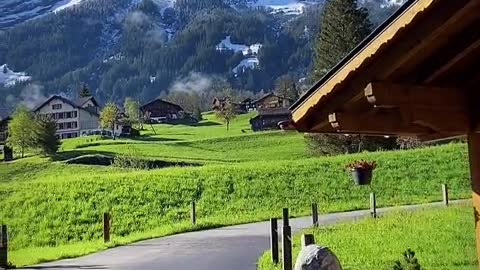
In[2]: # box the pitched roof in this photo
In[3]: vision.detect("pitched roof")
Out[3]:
[257,108,291,116]
[0,116,11,126]
[74,96,99,107]
[140,98,184,111]
[254,93,293,104]
[33,95,99,116]
[290,0,480,138]
[290,0,420,116]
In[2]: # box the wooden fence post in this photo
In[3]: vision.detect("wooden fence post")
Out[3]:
[311,203,319,227]
[0,225,7,269]
[103,213,111,243]
[301,234,315,247]
[270,218,279,264]
[191,201,196,225]
[282,208,292,270]
[442,184,449,206]
[370,193,377,218]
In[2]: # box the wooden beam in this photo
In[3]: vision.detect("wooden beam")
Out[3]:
[328,112,432,136]
[364,82,466,109]
[380,0,480,80]
[417,134,465,143]
[425,38,480,84]
[364,82,470,133]
[467,133,480,266]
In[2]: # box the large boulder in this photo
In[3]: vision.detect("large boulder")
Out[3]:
[294,245,342,270]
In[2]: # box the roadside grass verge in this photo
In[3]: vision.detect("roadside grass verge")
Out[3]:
[257,204,476,270]
[0,143,472,266]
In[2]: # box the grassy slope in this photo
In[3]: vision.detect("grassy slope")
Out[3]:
[0,113,473,266]
[258,204,476,270]
[60,112,307,163]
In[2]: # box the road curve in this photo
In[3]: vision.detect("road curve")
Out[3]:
[23,200,469,270]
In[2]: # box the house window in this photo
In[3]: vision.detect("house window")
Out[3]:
[73,111,78,118]
[52,104,62,110]
[66,122,72,129]
[0,132,6,141]
[58,113,64,119]
[66,112,72,118]
[72,122,78,129]
[58,123,65,130]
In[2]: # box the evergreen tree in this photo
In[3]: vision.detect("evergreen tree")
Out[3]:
[34,115,60,157]
[100,103,120,140]
[6,105,36,158]
[307,0,395,154]
[79,83,92,97]
[2,65,7,74]
[313,0,372,79]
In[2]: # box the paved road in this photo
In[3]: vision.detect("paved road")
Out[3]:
[24,200,469,270]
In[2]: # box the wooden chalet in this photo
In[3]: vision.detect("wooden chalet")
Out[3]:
[141,99,186,123]
[250,108,291,132]
[254,93,293,110]
[212,97,249,114]
[290,0,480,264]
[0,117,13,161]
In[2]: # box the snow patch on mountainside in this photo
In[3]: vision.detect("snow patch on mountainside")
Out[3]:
[216,36,262,56]
[0,0,91,28]
[251,0,306,15]
[233,58,260,74]
[0,65,31,87]
[381,0,405,7]
[53,0,87,13]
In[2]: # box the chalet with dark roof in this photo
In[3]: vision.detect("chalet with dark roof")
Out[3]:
[250,108,291,132]
[140,99,186,123]
[254,93,293,110]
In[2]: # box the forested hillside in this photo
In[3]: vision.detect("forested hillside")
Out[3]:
[0,0,401,116]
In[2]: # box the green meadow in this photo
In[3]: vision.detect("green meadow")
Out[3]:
[257,204,477,270]
[0,112,473,266]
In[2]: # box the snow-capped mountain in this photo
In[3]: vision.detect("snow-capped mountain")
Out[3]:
[0,64,31,87]
[0,0,89,28]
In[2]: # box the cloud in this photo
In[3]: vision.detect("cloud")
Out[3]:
[125,11,150,27]
[169,73,213,94]
[146,26,167,45]
[20,83,48,109]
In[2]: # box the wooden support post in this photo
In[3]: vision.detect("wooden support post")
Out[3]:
[370,193,377,218]
[311,203,319,227]
[282,208,292,270]
[301,234,315,247]
[103,213,111,243]
[191,201,196,225]
[0,225,7,269]
[270,218,279,264]
[442,184,449,206]
[467,133,480,266]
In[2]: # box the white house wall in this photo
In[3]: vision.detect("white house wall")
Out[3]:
[37,97,80,138]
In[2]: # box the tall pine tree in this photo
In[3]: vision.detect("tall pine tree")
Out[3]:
[307,0,396,155]
[79,83,91,98]
[313,0,372,79]
[34,115,60,157]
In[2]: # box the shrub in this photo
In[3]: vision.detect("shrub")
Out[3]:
[393,249,422,270]
[112,144,149,170]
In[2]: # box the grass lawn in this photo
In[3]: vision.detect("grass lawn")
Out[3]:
[257,204,476,270]
[0,112,473,266]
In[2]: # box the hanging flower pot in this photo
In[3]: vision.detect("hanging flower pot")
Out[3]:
[345,160,377,186]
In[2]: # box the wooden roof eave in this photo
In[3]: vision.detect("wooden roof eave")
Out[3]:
[291,0,437,130]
